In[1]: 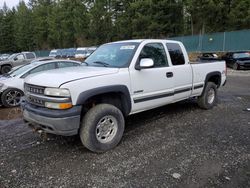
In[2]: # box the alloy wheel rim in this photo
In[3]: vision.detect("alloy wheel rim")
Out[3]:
[96,115,118,143]
[207,88,215,104]
[6,90,22,106]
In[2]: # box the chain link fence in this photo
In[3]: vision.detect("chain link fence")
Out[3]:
[170,29,250,52]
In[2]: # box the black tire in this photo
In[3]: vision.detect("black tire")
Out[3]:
[80,104,125,153]
[233,63,239,70]
[1,65,12,74]
[1,88,24,107]
[197,82,218,110]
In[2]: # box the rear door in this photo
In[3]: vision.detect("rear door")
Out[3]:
[129,42,174,113]
[166,42,193,102]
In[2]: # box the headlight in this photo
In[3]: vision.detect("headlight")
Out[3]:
[45,102,72,110]
[44,88,71,97]
[0,83,4,90]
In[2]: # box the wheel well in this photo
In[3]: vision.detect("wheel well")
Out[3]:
[0,64,12,70]
[207,75,221,87]
[81,92,130,117]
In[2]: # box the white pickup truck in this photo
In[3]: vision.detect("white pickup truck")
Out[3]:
[22,39,226,152]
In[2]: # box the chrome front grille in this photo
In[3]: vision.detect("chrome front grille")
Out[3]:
[25,84,45,95]
[24,84,71,107]
[25,84,46,107]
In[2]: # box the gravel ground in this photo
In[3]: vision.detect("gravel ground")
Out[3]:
[0,70,250,188]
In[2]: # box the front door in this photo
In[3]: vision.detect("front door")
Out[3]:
[13,54,26,66]
[129,42,174,113]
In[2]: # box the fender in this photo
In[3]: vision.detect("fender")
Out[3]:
[201,71,221,95]
[76,85,132,115]
[205,71,222,87]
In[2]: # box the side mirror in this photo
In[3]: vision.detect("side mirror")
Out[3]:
[139,58,154,69]
[14,57,18,61]
[137,58,154,70]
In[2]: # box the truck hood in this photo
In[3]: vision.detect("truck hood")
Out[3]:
[25,66,119,88]
[0,60,11,65]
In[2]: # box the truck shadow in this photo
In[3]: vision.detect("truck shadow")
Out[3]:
[125,99,199,133]
[41,99,200,152]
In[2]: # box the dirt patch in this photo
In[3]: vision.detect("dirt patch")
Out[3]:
[0,107,22,120]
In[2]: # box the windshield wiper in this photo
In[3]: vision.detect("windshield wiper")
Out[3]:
[82,61,89,66]
[92,61,110,67]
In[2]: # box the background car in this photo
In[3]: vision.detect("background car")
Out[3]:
[67,48,77,58]
[0,54,10,61]
[75,47,87,58]
[222,51,250,70]
[0,59,81,107]
[197,53,219,61]
[0,52,36,74]
[49,49,58,57]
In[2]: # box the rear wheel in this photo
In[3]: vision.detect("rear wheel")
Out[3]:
[80,104,125,153]
[1,65,12,74]
[197,82,218,110]
[233,63,239,70]
[1,88,24,107]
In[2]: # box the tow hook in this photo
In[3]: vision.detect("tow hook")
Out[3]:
[27,123,48,141]
[37,130,48,141]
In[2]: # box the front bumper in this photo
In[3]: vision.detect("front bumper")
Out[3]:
[22,102,82,136]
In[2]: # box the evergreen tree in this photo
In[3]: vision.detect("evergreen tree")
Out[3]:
[14,1,34,51]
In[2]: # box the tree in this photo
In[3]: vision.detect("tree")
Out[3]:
[14,1,34,51]
[0,3,17,53]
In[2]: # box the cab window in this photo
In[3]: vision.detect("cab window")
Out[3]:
[166,43,185,66]
[26,53,35,59]
[57,62,79,68]
[29,63,56,74]
[139,43,168,67]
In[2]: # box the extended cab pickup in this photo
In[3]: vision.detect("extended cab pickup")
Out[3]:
[22,40,226,152]
[0,52,36,74]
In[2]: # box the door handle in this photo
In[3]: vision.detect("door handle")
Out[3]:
[166,72,173,78]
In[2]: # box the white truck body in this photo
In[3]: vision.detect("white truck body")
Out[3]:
[22,39,226,152]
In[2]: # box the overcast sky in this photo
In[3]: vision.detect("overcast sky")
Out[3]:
[0,0,28,8]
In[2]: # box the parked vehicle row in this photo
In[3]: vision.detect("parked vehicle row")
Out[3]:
[49,47,97,59]
[222,51,250,70]
[0,54,10,61]
[196,52,250,70]
[0,52,36,74]
[22,39,227,152]
[0,60,81,107]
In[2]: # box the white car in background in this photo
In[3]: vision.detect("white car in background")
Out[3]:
[86,47,97,57]
[0,60,81,107]
[49,49,60,57]
[75,47,87,58]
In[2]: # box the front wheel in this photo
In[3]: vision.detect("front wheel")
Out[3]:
[233,63,239,70]
[197,82,218,110]
[1,65,12,74]
[80,104,125,153]
[1,88,24,107]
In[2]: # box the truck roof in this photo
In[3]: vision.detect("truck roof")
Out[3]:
[110,39,182,44]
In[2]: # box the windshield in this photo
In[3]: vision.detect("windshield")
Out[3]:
[85,42,139,68]
[8,53,17,60]
[233,52,250,59]
[8,64,35,77]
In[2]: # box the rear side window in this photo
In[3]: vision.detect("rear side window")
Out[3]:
[166,43,185,66]
[29,63,56,74]
[139,43,168,67]
[26,53,35,59]
[57,62,79,68]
